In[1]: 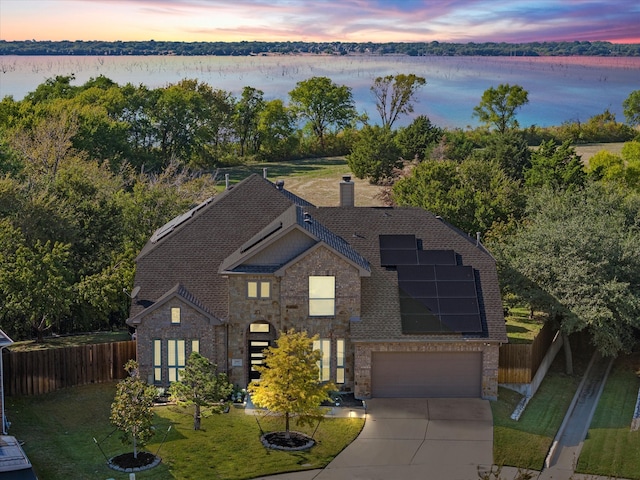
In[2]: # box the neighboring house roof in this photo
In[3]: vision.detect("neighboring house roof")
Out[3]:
[0,436,37,480]
[127,283,222,327]
[130,174,506,343]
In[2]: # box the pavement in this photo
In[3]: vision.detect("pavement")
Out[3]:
[250,397,494,480]
[247,352,629,480]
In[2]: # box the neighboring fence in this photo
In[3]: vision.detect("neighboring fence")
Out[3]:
[2,340,136,396]
[498,321,557,384]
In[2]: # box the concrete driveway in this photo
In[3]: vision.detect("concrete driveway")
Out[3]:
[253,398,493,480]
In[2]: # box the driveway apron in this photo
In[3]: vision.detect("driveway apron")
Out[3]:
[313,398,493,480]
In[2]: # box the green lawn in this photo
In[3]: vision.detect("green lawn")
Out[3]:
[576,353,640,480]
[6,382,364,480]
[491,353,581,470]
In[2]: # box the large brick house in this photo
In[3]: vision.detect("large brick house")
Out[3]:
[127,173,507,400]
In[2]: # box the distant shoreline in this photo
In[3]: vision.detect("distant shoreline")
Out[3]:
[1,40,639,57]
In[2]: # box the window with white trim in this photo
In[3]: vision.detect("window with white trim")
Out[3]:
[336,339,345,384]
[313,339,331,382]
[248,281,270,299]
[167,339,186,382]
[309,276,335,316]
[153,339,162,383]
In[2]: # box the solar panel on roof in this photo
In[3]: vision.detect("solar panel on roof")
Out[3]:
[379,234,417,250]
[436,281,477,298]
[434,265,474,281]
[438,297,480,315]
[402,314,443,334]
[440,315,483,333]
[380,249,418,266]
[397,265,435,281]
[398,281,438,298]
[417,250,456,265]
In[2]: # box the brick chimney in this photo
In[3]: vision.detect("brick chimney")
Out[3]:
[340,175,354,207]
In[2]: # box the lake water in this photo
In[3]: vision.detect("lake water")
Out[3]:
[1,55,638,129]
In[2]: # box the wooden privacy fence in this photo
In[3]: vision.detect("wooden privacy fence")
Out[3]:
[2,340,136,396]
[499,321,557,384]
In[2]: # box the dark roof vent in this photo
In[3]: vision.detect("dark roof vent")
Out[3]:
[275,179,285,190]
[303,212,312,223]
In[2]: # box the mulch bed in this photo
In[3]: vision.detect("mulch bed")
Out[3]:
[109,451,159,472]
[261,431,315,451]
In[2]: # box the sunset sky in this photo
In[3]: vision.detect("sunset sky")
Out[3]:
[1,0,639,44]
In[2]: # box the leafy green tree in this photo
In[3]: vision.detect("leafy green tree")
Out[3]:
[371,74,426,128]
[169,352,232,430]
[623,89,640,127]
[490,185,640,374]
[248,329,334,439]
[0,219,73,341]
[257,99,297,161]
[429,129,476,162]
[476,130,531,180]
[234,86,265,157]
[394,115,443,161]
[392,157,523,234]
[473,84,529,134]
[586,150,624,182]
[347,126,401,184]
[289,77,357,150]
[110,360,157,459]
[524,139,585,190]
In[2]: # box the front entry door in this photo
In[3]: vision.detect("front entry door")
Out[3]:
[249,340,270,381]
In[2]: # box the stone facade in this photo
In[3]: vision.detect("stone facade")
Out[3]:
[225,245,361,391]
[135,298,225,386]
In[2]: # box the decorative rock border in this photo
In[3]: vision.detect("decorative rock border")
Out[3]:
[108,453,161,473]
[260,432,315,451]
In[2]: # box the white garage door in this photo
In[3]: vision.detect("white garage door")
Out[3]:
[371,351,482,398]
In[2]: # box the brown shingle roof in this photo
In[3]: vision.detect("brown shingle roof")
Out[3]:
[130,175,506,343]
[312,206,507,343]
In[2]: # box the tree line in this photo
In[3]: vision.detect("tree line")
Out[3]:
[1,71,640,371]
[2,40,639,57]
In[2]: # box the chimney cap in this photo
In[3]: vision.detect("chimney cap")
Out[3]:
[342,175,352,182]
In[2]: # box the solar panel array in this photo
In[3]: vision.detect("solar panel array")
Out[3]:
[379,235,483,334]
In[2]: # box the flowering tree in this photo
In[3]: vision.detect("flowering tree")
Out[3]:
[110,360,157,459]
[169,352,232,430]
[248,329,334,439]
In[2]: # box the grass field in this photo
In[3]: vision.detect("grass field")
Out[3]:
[9,331,131,352]
[7,382,364,480]
[504,307,546,344]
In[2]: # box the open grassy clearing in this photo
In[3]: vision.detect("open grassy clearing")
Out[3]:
[7,382,364,480]
[217,157,385,207]
[574,142,625,164]
[576,352,640,480]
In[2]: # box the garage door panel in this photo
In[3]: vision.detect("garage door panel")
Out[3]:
[372,352,481,398]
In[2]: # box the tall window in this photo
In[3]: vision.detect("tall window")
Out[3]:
[248,281,270,299]
[167,339,186,382]
[153,339,162,383]
[336,339,345,384]
[313,339,331,382]
[309,276,335,316]
[171,307,181,324]
[191,339,200,354]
